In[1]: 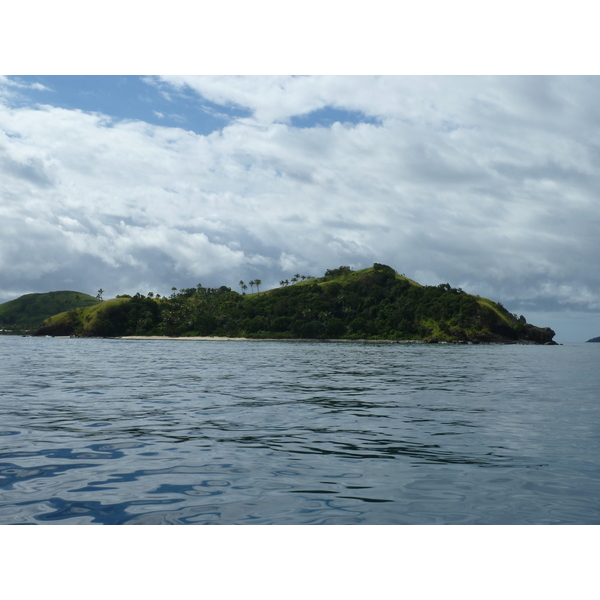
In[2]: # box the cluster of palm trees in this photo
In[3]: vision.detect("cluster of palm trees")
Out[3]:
[279,274,314,287]
[238,274,315,295]
[239,279,262,294]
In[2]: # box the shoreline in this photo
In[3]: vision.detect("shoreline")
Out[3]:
[117,336,425,343]
[26,335,552,345]
[113,336,545,345]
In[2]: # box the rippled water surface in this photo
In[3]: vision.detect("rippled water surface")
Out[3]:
[1,337,599,524]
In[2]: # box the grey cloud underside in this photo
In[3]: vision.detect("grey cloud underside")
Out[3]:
[0,76,599,340]
[0,152,54,187]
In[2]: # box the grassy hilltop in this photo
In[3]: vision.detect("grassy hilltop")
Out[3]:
[0,291,101,333]
[35,264,556,343]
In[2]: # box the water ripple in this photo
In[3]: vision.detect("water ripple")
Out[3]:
[1,337,599,524]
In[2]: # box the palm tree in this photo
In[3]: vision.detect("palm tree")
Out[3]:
[291,277,298,284]
[279,280,285,287]
[294,273,300,281]
[255,279,262,293]
[96,289,104,300]
[239,280,246,294]
[249,280,255,293]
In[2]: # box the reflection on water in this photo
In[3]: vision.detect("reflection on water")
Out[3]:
[1,337,599,524]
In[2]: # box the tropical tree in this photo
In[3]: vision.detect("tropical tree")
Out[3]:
[239,280,246,294]
[242,283,248,295]
[255,279,262,293]
[96,289,104,300]
[249,280,255,293]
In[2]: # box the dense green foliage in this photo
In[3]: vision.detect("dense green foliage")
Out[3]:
[0,291,100,333]
[35,264,554,343]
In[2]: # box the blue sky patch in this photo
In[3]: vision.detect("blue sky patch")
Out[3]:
[7,77,381,133]
[7,76,252,136]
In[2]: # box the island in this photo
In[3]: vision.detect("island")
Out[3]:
[586,336,600,342]
[30,264,557,344]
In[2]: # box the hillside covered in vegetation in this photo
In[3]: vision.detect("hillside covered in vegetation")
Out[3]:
[0,291,101,333]
[35,264,556,343]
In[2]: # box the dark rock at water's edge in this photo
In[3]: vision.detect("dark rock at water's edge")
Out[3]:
[523,325,556,345]
[586,336,600,342]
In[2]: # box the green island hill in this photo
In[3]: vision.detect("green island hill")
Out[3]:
[0,291,101,334]
[33,264,557,344]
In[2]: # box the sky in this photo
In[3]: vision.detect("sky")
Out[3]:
[1,74,599,341]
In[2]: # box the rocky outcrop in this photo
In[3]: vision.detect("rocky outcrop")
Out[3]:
[522,324,556,344]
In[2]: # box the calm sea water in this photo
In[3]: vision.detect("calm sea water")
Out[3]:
[1,336,599,524]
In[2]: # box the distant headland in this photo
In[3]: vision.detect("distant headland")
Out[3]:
[0,291,100,334]
[586,336,600,342]
[14,263,556,344]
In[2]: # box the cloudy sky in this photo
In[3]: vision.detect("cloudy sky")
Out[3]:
[1,74,599,341]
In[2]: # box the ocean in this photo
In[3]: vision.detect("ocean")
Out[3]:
[1,336,599,524]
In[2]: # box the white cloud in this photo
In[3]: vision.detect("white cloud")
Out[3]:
[0,76,51,92]
[1,75,599,340]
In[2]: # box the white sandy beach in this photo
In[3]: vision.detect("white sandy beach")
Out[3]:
[120,335,250,341]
